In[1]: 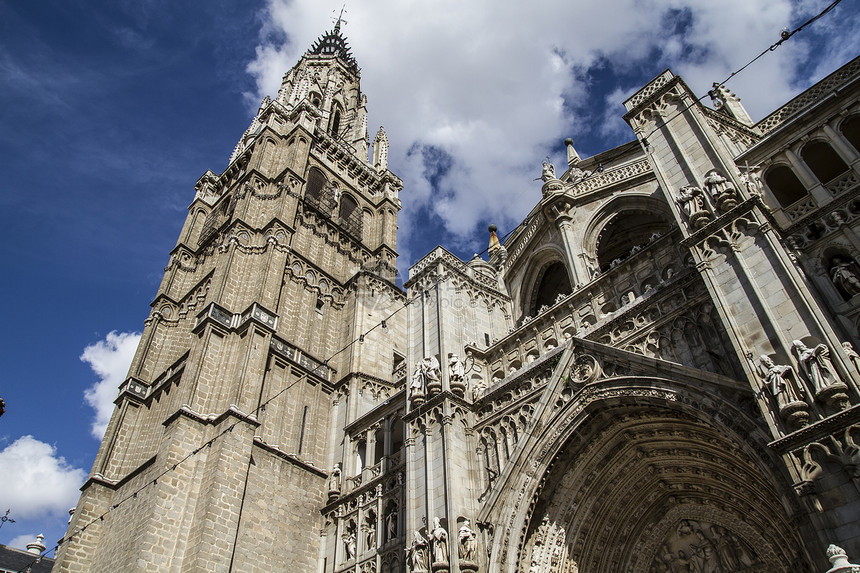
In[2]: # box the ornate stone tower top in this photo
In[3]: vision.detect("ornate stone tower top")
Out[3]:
[230,22,371,165]
[307,19,359,73]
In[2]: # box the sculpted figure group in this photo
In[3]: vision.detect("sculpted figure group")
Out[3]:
[653,521,756,573]
[406,517,479,572]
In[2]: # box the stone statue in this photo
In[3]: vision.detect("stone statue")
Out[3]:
[410,362,427,396]
[710,525,740,571]
[343,531,357,560]
[327,463,342,497]
[449,354,465,382]
[386,507,398,541]
[703,169,737,212]
[758,355,803,406]
[692,530,719,573]
[843,341,860,374]
[458,519,478,562]
[829,256,860,298]
[406,530,429,572]
[676,185,712,230]
[430,517,449,564]
[472,378,488,401]
[541,160,556,182]
[740,167,762,196]
[367,521,376,550]
[792,340,841,392]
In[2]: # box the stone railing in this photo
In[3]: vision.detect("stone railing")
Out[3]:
[828,170,859,197]
[568,159,652,195]
[624,69,675,111]
[476,231,688,382]
[783,197,818,223]
[757,56,860,135]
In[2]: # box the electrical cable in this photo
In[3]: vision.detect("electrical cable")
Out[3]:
[14,2,843,570]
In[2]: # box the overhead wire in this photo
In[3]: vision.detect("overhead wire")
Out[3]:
[14,1,844,570]
[562,0,843,190]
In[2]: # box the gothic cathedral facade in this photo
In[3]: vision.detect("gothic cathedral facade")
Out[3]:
[54,25,860,573]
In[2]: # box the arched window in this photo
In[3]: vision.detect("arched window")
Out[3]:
[801,140,849,184]
[339,194,363,240]
[840,115,860,153]
[764,165,807,207]
[305,167,327,203]
[329,106,342,138]
[309,91,322,108]
[533,262,571,313]
[595,211,671,271]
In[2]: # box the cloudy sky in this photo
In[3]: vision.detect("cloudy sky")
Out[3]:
[0,0,857,555]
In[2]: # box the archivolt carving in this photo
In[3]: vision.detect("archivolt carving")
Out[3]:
[484,374,798,572]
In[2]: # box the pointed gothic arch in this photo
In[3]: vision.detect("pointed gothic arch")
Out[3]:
[479,361,808,573]
[519,247,571,319]
[582,194,674,272]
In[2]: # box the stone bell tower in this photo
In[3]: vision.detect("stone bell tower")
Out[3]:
[54,22,407,573]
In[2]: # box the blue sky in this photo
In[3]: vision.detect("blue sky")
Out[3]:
[0,0,857,554]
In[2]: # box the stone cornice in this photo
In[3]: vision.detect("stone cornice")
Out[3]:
[405,246,508,299]
[343,388,406,435]
[252,437,327,478]
[768,403,860,453]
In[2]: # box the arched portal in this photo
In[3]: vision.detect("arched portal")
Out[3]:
[596,211,671,271]
[531,261,572,314]
[486,377,809,573]
[519,248,573,319]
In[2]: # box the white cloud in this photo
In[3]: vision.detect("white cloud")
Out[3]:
[8,533,43,552]
[245,0,858,263]
[81,331,141,440]
[0,436,86,522]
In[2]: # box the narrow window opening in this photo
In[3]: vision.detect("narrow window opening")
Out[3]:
[330,109,341,137]
[485,333,491,346]
[316,297,324,314]
[298,405,309,454]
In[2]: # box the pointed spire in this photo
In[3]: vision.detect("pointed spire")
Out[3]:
[488,225,501,255]
[372,126,389,171]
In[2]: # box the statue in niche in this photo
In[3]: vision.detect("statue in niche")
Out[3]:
[458,519,478,562]
[829,255,860,299]
[676,185,713,230]
[430,517,449,564]
[406,530,429,572]
[740,166,763,197]
[366,513,377,550]
[792,340,842,392]
[843,342,860,374]
[386,507,398,542]
[327,463,342,498]
[344,531,357,560]
[540,160,556,182]
[472,378,488,401]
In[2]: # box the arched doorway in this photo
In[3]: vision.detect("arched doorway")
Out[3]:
[486,376,809,573]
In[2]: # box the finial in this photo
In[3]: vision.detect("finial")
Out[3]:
[332,5,347,33]
[488,225,500,254]
[565,138,581,166]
